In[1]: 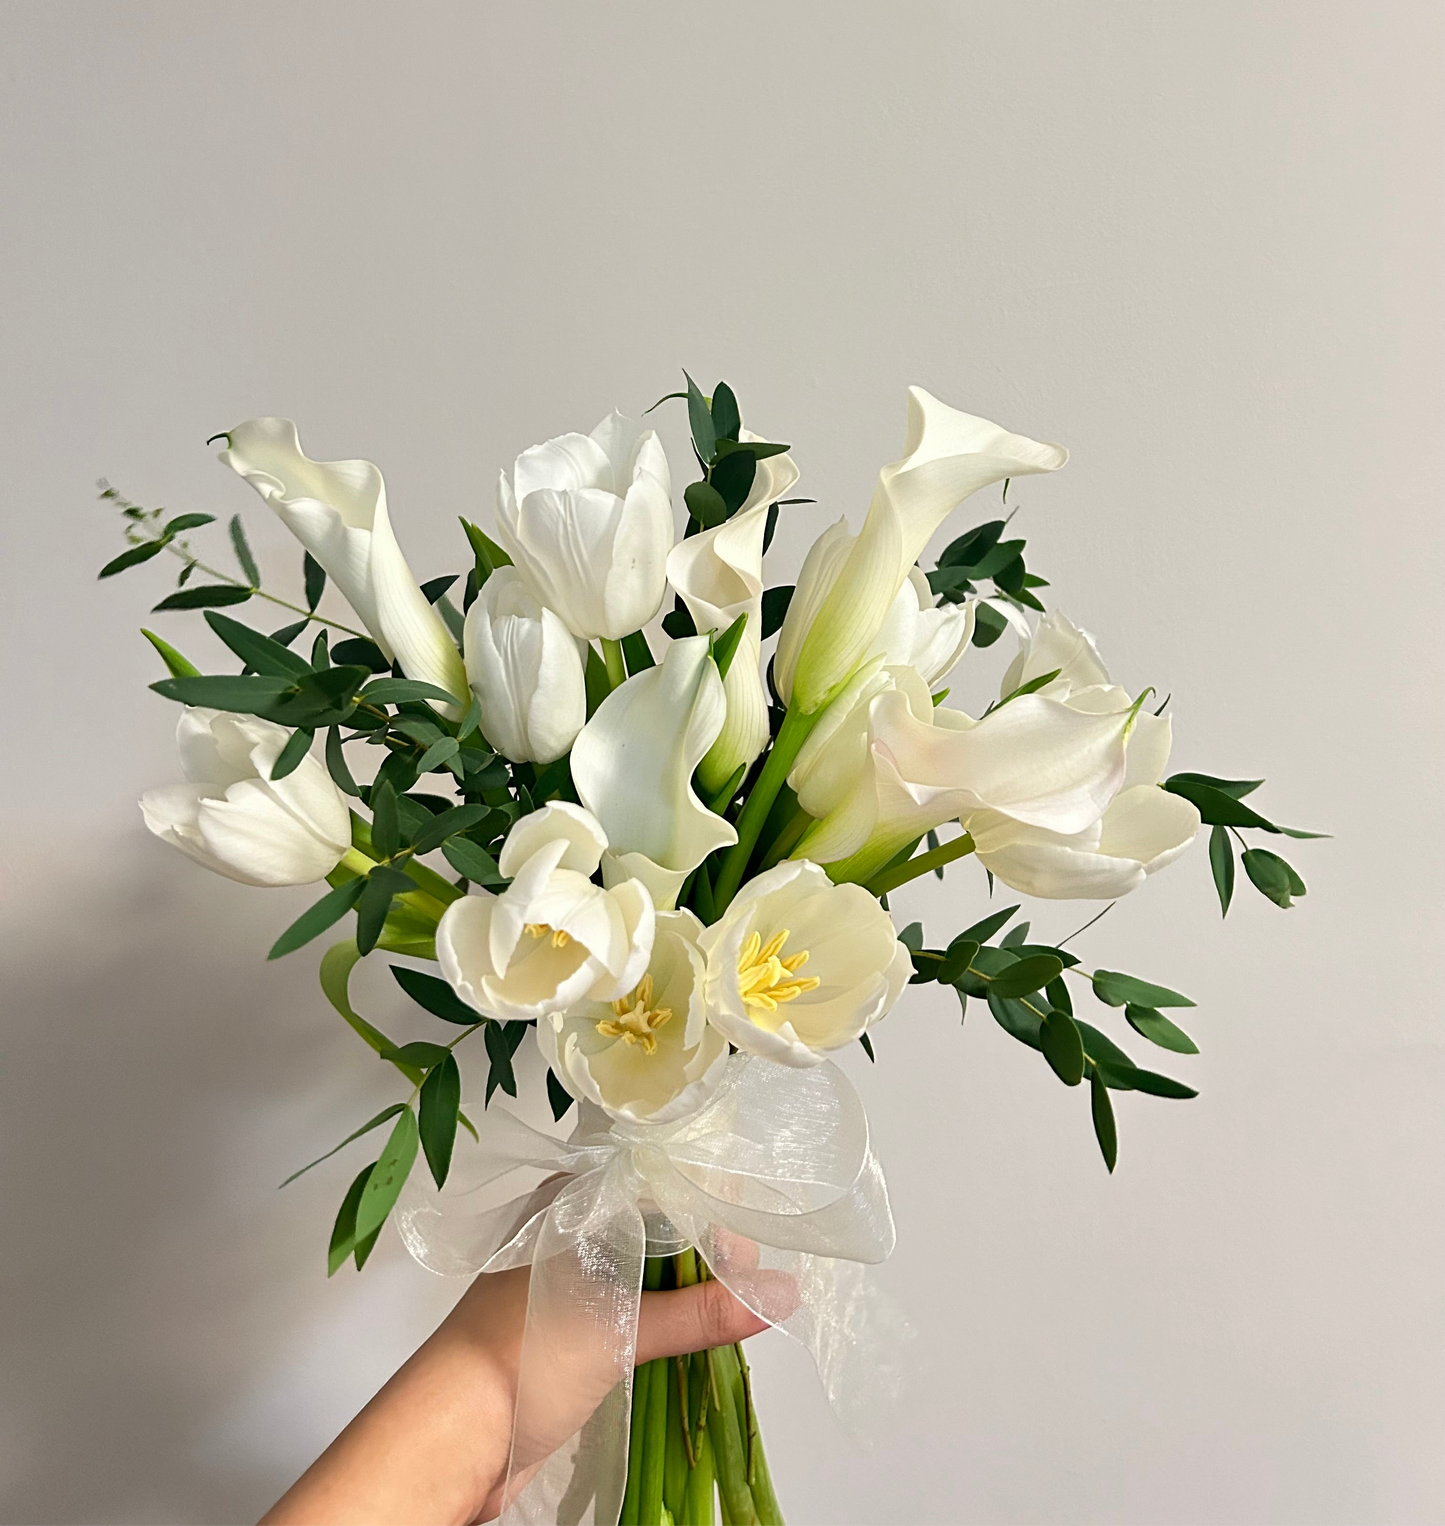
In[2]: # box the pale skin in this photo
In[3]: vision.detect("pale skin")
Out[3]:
[261,1264,771,1526]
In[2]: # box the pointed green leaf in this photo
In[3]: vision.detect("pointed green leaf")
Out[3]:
[709,380,741,441]
[1209,823,1235,916]
[355,866,413,956]
[99,538,169,578]
[684,372,717,463]
[303,551,326,611]
[546,1067,576,1121]
[442,836,506,886]
[1242,848,1307,907]
[328,1162,375,1275]
[898,922,925,951]
[140,628,199,678]
[418,736,461,773]
[152,584,252,611]
[1089,1071,1118,1172]
[269,727,315,780]
[1040,1008,1086,1085]
[412,803,491,856]
[384,1041,453,1068]
[325,726,360,795]
[1092,969,1195,1009]
[986,989,1044,1050]
[229,514,261,587]
[204,611,314,677]
[331,637,389,672]
[760,585,794,639]
[391,965,484,1026]
[162,512,216,534]
[370,780,401,859]
[991,954,1063,999]
[621,629,656,675]
[281,1104,405,1188]
[361,677,462,708]
[684,480,728,528]
[419,1055,462,1188]
[938,939,980,986]
[957,905,1021,946]
[1125,1004,1199,1054]
[268,876,366,960]
[353,1107,419,1242]
[710,613,748,680]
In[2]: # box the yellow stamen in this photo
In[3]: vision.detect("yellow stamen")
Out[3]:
[736,927,820,1014]
[525,922,571,948]
[596,972,673,1056]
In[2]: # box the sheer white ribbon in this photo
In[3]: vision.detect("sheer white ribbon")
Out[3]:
[397,1055,905,1525]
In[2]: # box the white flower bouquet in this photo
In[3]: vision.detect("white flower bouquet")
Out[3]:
[99,377,1320,1524]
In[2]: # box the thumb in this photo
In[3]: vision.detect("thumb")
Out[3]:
[635,1277,783,1364]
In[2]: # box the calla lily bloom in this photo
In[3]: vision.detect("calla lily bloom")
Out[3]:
[776,388,1066,712]
[140,708,350,886]
[869,568,975,687]
[794,671,1137,886]
[495,412,673,642]
[462,568,587,765]
[219,419,467,714]
[538,909,727,1124]
[967,617,1201,896]
[570,637,738,909]
[436,803,654,1023]
[665,435,799,794]
[696,860,911,1068]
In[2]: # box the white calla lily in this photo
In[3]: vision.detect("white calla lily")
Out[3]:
[140,708,351,886]
[495,412,673,642]
[777,388,1066,711]
[665,437,799,794]
[538,909,727,1124]
[795,679,1138,886]
[869,567,975,687]
[436,802,654,1023]
[219,419,467,714]
[462,568,587,764]
[967,619,1202,896]
[696,860,911,1068]
[571,637,738,908]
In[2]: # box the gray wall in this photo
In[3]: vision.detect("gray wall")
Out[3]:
[1,3,1440,1522]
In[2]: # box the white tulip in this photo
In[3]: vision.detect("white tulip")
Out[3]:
[570,636,738,909]
[462,568,586,765]
[776,388,1066,712]
[219,419,467,714]
[696,860,911,1068]
[436,803,654,1024]
[140,708,351,887]
[665,437,799,794]
[495,412,673,642]
[537,909,727,1124]
[968,618,1201,897]
[869,568,976,687]
[794,677,1137,886]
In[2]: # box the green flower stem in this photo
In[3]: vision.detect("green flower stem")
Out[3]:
[862,832,977,897]
[601,637,629,691]
[706,1345,759,1524]
[641,1349,669,1522]
[682,1429,717,1525]
[712,707,821,912]
[756,800,810,873]
[337,845,378,880]
[623,1255,667,1524]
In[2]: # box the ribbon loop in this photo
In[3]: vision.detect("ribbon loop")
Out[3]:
[397,1056,905,1524]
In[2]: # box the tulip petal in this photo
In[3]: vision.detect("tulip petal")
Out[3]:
[498,801,608,880]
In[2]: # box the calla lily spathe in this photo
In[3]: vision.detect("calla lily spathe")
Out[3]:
[537,909,727,1124]
[570,637,738,909]
[696,860,911,1068]
[436,803,654,1023]
[495,412,673,642]
[219,419,467,713]
[665,435,799,794]
[869,567,975,687]
[776,388,1066,712]
[140,708,351,886]
[462,568,587,765]
[967,616,1201,897]
[793,666,1138,886]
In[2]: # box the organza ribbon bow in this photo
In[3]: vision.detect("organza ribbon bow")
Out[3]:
[397,1055,903,1525]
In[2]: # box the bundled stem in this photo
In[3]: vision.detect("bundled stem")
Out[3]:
[619,1251,782,1526]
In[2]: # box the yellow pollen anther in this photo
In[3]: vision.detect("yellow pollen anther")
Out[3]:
[596,972,673,1056]
[736,927,821,1013]
[525,922,571,948]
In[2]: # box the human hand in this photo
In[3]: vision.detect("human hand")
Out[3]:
[261,1260,781,1525]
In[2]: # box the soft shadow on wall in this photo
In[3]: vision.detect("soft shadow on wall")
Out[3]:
[0,828,465,1524]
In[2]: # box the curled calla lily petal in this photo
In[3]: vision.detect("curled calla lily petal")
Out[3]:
[140,709,350,887]
[696,860,912,1068]
[538,909,728,1124]
[571,637,738,908]
[869,568,976,687]
[495,412,673,642]
[797,686,1137,885]
[779,388,1067,712]
[219,419,467,714]
[999,611,1109,699]
[463,568,587,764]
[437,804,654,1022]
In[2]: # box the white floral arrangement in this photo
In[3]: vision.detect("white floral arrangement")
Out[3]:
[99,377,1319,1525]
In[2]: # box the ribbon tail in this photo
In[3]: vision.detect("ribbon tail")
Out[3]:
[501,1165,646,1526]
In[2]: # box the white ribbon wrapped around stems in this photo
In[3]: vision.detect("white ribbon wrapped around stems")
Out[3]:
[398,1055,906,1526]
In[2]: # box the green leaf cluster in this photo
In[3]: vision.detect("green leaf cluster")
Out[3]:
[929,514,1051,647]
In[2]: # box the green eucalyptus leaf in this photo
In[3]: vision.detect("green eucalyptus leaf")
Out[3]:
[662,601,698,641]
[709,380,741,442]
[325,726,361,796]
[420,574,458,605]
[484,1019,525,1103]
[384,1040,453,1068]
[265,665,369,727]
[420,1054,462,1188]
[269,618,310,648]
[355,867,415,957]
[970,602,1009,645]
[1125,1004,1199,1054]
[331,637,389,672]
[269,727,315,780]
[1242,848,1307,907]
[1092,969,1195,1009]
[162,512,215,534]
[684,372,716,464]
[412,803,491,856]
[986,989,1044,1050]
[205,611,311,677]
[1209,823,1235,916]
[760,585,794,639]
[99,538,169,578]
[684,480,728,528]
[353,1107,419,1242]
[152,672,292,713]
[956,905,1021,946]
[280,1104,405,1188]
[999,920,1032,948]
[622,630,655,675]
[418,736,461,773]
[370,781,401,859]
[442,836,506,886]
[1089,1072,1118,1173]
[1040,1008,1086,1085]
[229,515,262,587]
[304,552,327,611]
[897,922,924,951]
[268,876,367,960]
[152,584,252,611]
[990,954,1063,999]
[938,520,1004,569]
[710,450,757,515]
[938,939,979,987]
[391,965,484,1026]
[328,1162,375,1276]
[1168,771,1264,800]
[546,1068,577,1121]
[361,677,462,708]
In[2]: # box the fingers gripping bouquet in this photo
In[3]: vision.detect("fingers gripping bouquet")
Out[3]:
[101,377,1321,1525]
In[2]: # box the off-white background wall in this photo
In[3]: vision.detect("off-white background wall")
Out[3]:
[2,3,1440,1523]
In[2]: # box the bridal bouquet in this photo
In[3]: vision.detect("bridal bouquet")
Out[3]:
[99,377,1318,1524]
